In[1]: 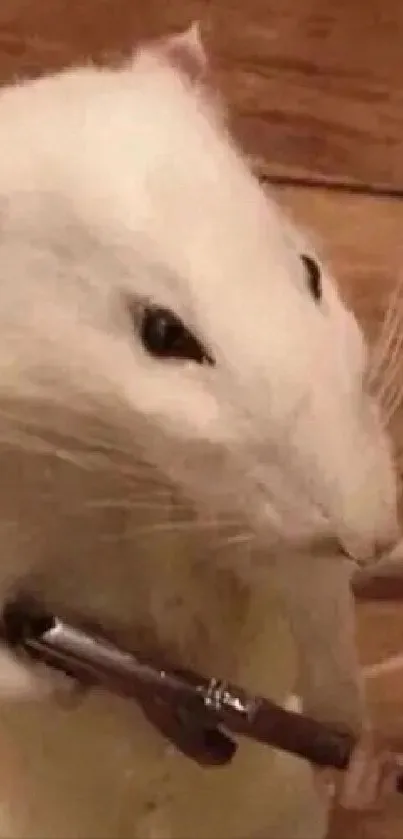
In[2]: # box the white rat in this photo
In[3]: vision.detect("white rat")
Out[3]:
[0,22,398,839]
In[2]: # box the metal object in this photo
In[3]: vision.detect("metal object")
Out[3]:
[2,594,403,790]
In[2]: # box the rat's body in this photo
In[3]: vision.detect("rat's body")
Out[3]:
[0,26,398,838]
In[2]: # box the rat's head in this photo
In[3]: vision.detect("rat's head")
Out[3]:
[0,25,398,571]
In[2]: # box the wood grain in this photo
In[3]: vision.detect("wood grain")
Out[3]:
[1,0,403,186]
[272,185,402,340]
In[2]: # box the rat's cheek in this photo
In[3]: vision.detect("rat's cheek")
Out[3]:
[348,314,368,381]
[127,366,235,445]
[327,289,368,387]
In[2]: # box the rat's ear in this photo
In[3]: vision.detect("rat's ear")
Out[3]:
[154,22,208,83]
[133,23,226,118]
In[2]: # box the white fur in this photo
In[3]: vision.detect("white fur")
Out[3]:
[0,46,396,558]
[0,26,397,839]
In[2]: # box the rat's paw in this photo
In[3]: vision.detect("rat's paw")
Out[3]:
[338,732,401,812]
[338,732,401,811]
[312,732,402,815]
[0,646,83,706]
[312,766,338,807]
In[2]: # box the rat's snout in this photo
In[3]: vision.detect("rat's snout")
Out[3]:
[285,382,400,568]
[331,448,400,568]
[331,438,400,566]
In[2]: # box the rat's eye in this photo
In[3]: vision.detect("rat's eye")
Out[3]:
[302,254,322,302]
[141,306,213,365]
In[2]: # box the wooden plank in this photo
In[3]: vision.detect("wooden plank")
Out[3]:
[1,0,403,186]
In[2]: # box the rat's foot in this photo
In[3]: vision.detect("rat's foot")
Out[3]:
[337,732,401,812]
[314,732,402,814]
[325,734,403,838]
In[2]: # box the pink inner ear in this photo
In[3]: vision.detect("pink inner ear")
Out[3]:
[159,23,208,83]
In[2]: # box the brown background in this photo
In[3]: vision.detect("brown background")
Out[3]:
[2,0,403,187]
[1,0,403,835]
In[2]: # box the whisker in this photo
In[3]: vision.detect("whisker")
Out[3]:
[220,532,252,547]
[0,416,179,495]
[374,328,403,409]
[104,517,249,544]
[368,276,403,389]
[84,496,175,512]
[383,383,403,426]
[383,389,402,425]
[0,372,330,549]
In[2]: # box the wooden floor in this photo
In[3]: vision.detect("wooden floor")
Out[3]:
[1,0,403,835]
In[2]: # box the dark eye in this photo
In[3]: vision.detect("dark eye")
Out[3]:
[141,306,213,365]
[302,254,322,302]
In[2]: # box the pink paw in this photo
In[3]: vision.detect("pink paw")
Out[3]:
[338,733,401,812]
[314,732,402,815]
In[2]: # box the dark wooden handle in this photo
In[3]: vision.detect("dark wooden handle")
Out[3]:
[2,595,403,790]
